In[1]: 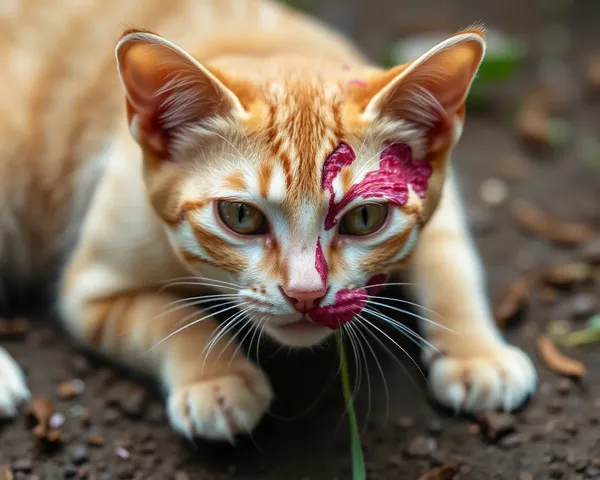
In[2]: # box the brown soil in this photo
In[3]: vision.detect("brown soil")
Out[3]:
[1,1,600,479]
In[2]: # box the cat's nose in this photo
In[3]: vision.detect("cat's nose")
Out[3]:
[280,286,328,313]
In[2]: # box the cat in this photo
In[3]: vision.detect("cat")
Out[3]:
[0,0,536,439]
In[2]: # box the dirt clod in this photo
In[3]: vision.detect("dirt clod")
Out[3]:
[476,411,517,440]
[405,436,438,458]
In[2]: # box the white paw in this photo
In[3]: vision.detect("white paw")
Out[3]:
[166,365,273,441]
[0,347,30,418]
[426,343,536,413]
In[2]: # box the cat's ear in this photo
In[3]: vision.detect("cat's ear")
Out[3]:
[116,30,246,156]
[361,28,485,153]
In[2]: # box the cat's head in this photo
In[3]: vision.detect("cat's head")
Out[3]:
[115,27,485,347]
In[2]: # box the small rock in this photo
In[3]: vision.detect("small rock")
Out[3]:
[140,441,157,454]
[563,422,577,435]
[115,447,130,460]
[102,408,120,425]
[72,356,92,377]
[147,404,166,425]
[570,293,597,319]
[80,409,91,427]
[548,399,565,413]
[556,379,572,396]
[404,436,438,458]
[467,424,480,435]
[77,466,90,479]
[120,389,147,419]
[480,178,509,206]
[57,379,85,399]
[499,432,524,449]
[427,419,444,436]
[12,460,32,474]
[49,412,66,429]
[387,455,402,468]
[63,465,77,478]
[87,433,105,447]
[476,411,517,440]
[72,445,89,465]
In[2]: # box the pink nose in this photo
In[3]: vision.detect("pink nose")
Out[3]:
[280,286,327,313]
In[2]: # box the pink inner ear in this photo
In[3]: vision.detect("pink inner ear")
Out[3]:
[321,142,432,230]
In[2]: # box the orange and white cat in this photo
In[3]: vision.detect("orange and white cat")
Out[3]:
[0,0,535,439]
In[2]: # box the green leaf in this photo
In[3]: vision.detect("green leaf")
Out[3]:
[336,331,366,480]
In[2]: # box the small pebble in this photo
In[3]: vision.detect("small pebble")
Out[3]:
[49,412,66,429]
[57,379,86,399]
[556,379,572,396]
[102,408,120,425]
[87,433,105,447]
[570,293,597,318]
[404,436,438,458]
[547,463,564,478]
[71,356,92,377]
[500,432,524,449]
[480,178,509,206]
[78,466,90,479]
[115,447,130,460]
[468,424,480,435]
[63,465,77,478]
[395,416,414,429]
[12,459,33,474]
[427,419,443,436]
[72,445,89,465]
[387,455,402,468]
[563,422,577,435]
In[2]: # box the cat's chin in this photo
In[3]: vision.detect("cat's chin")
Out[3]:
[262,316,333,348]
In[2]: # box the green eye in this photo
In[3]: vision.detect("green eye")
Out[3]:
[218,201,268,235]
[339,203,388,236]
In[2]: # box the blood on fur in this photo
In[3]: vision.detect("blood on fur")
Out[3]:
[322,142,432,230]
[314,238,328,286]
[308,274,387,328]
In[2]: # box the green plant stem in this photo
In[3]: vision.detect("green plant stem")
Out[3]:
[336,331,366,480]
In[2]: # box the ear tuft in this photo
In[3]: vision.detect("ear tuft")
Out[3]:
[115,30,245,156]
[362,29,486,139]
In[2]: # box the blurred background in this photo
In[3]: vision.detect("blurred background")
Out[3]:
[1,1,599,479]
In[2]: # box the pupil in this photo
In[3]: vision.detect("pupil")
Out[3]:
[238,204,246,224]
[361,206,369,227]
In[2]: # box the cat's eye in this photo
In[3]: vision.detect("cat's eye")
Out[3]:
[339,203,388,236]
[218,201,268,235]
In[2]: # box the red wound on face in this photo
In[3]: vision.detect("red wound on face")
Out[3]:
[322,142,432,230]
[308,288,367,329]
[314,238,328,286]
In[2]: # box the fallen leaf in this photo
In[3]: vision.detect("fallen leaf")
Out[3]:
[541,262,594,286]
[537,334,586,377]
[494,275,531,328]
[512,199,595,246]
[417,462,460,480]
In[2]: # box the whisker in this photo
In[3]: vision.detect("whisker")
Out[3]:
[365,295,444,320]
[355,314,428,385]
[155,295,245,320]
[361,281,415,289]
[161,275,242,289]
[143,302,248,355]
[362,307,440,354]
[345,321,373,433]
[353,315,390,425]
[158,281,240,292]
[366,299,456,334]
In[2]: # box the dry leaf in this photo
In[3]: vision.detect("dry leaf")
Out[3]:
[537,334,586,377]
[512,199,594,246]
[494,275,531,328]
[417,463,459,480]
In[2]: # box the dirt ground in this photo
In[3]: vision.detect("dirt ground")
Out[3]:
[1,1,600,479]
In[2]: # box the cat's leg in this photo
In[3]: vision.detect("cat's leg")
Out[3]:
[411,174,536,413]
[60,266,273,440]
[0,346,30,417]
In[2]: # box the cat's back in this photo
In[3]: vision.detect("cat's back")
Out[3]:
[0,0,364,288]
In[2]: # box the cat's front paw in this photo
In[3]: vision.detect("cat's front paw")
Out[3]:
[425,342,536,413]
[166,363,273,441]
[0,347,30,418]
